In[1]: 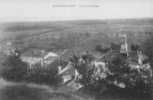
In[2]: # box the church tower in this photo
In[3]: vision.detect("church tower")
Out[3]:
[119,34,128,56]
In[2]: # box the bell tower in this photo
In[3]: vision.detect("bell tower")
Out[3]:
[119,34,128,56]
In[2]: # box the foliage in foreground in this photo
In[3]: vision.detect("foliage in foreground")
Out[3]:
[0,54,27,81]
[0,54,62,86]
[24,63,62,86]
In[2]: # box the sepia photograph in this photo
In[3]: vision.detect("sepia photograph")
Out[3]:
[0,0,153,100]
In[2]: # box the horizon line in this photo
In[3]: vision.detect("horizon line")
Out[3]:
[1,17,153,24]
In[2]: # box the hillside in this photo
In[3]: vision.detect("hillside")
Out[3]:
[0,18,153,100]
[0,18,153,53]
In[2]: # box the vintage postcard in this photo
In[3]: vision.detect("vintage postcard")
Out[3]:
[0,0,153,100]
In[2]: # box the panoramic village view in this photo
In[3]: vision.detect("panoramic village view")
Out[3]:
[0,0,153,100]
[0,19,153,100]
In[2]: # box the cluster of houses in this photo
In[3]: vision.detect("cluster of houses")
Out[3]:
[20,49,59,68]
[0,34,151,90]
[55,34,152,89]
[0,41,60,68]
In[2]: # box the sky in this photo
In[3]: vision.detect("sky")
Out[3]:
[0,0,153,22]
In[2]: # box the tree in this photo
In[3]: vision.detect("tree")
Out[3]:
[142,34,153,68]
[1,54,28,81]
[95,44,110,53]
[110,43,120,51]
[24,59,62,86]
[131,43,140,51]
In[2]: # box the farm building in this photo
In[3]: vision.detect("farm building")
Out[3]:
[20,49,59,68]
[44,52,58,64]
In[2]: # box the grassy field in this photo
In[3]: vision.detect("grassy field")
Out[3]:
[0,79,152,100]
[0,18,153,54]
